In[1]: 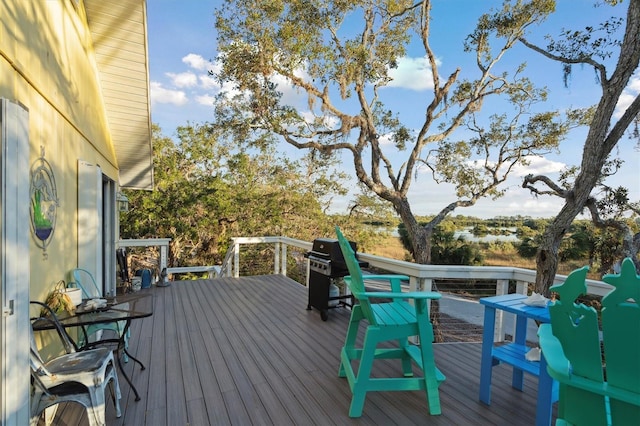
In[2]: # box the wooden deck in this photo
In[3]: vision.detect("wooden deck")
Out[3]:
[49,274,555,425]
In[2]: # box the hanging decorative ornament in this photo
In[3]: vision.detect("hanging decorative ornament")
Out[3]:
[30,146,59,258]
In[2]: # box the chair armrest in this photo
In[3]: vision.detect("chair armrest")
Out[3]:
[538,324,570,379]
[359,291,441,300]
[362,274,409,293]
[363,274,410,281]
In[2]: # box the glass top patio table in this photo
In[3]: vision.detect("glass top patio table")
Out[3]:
[32,294,152,333]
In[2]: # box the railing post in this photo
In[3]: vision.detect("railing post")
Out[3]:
[414,276,434,308]
[224,256,232,278]
[494,279,509,342]
[409,276,419,292]
[280,243,287,276]
[274,242,280,274]
[406,277,435,345]
[233,241,240,278]
[515,280,528,295]
[495,279,509,296]
[423,277,436,322]
[159,243,169,285]
[160,243,168,275]
[422,277,434,291]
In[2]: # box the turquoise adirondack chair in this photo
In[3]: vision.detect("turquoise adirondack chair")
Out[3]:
[335,226,445,418]
[537,258,640,425]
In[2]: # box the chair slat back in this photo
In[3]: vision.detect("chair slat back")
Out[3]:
[549,266,603,381]
[29,332,48,376]
[72,268,101,299]
[30,301,78,355]
[548,259,640,425]
[335,227,377,324]
[601,258,640,424]
[548,266,607,425]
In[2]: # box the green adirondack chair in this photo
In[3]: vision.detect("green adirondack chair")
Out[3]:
[537,258,640,425]
[335,226,445,418]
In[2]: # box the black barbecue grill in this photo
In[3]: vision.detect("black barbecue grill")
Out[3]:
[305,237,367,321]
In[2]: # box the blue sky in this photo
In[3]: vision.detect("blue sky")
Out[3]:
[146,1,639,219]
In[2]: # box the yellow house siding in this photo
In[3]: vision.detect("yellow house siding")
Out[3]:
[0,0,120,299]
[1,0,117,167]
[0,0,155,191]
[85,0,153,190]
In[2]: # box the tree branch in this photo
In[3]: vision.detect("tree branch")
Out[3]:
[522,174,570,198]
[518,37,607,84]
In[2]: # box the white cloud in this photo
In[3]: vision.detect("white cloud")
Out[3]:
[377,133,394,146]
[297,110,340,131]
[614,73,640,118]
[182,53,210,71]
[511,156,565,177]
[503,197,562,217]
[195,94,216,106]
[614,91,636,119]
[412,155,565,179]
[404,176,565,219]
[167,72,198,88]
[628,74,640,92]
[387,56,436,91]
[150,81,188,105]
[199,74,219,90]
[299,110,315,123]
[459,155,566,178]
[270,72,309,107]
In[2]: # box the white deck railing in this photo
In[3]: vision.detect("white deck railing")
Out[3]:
[120,236,612,342]
[118,235,612,296]
[220,236,611,295]
[221,236,612,343]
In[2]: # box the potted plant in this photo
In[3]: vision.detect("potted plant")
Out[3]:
[42,280,80,316]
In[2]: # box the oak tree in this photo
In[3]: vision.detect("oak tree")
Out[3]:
[120,124,346,270]
[520,0,640,290]
[213,0,577,266]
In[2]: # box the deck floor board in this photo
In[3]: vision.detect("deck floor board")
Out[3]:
[43,274,555,425]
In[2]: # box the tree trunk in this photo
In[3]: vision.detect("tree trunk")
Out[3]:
[534,224,562,295]
[394,197,433,264]
[534,1,640,293]
[535,174,604,294]
[621,229,640,273]
[393,197,446,340]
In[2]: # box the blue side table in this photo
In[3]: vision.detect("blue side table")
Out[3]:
[479,293,557,426]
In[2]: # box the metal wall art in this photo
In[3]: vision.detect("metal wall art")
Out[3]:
[30,146,59,258]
